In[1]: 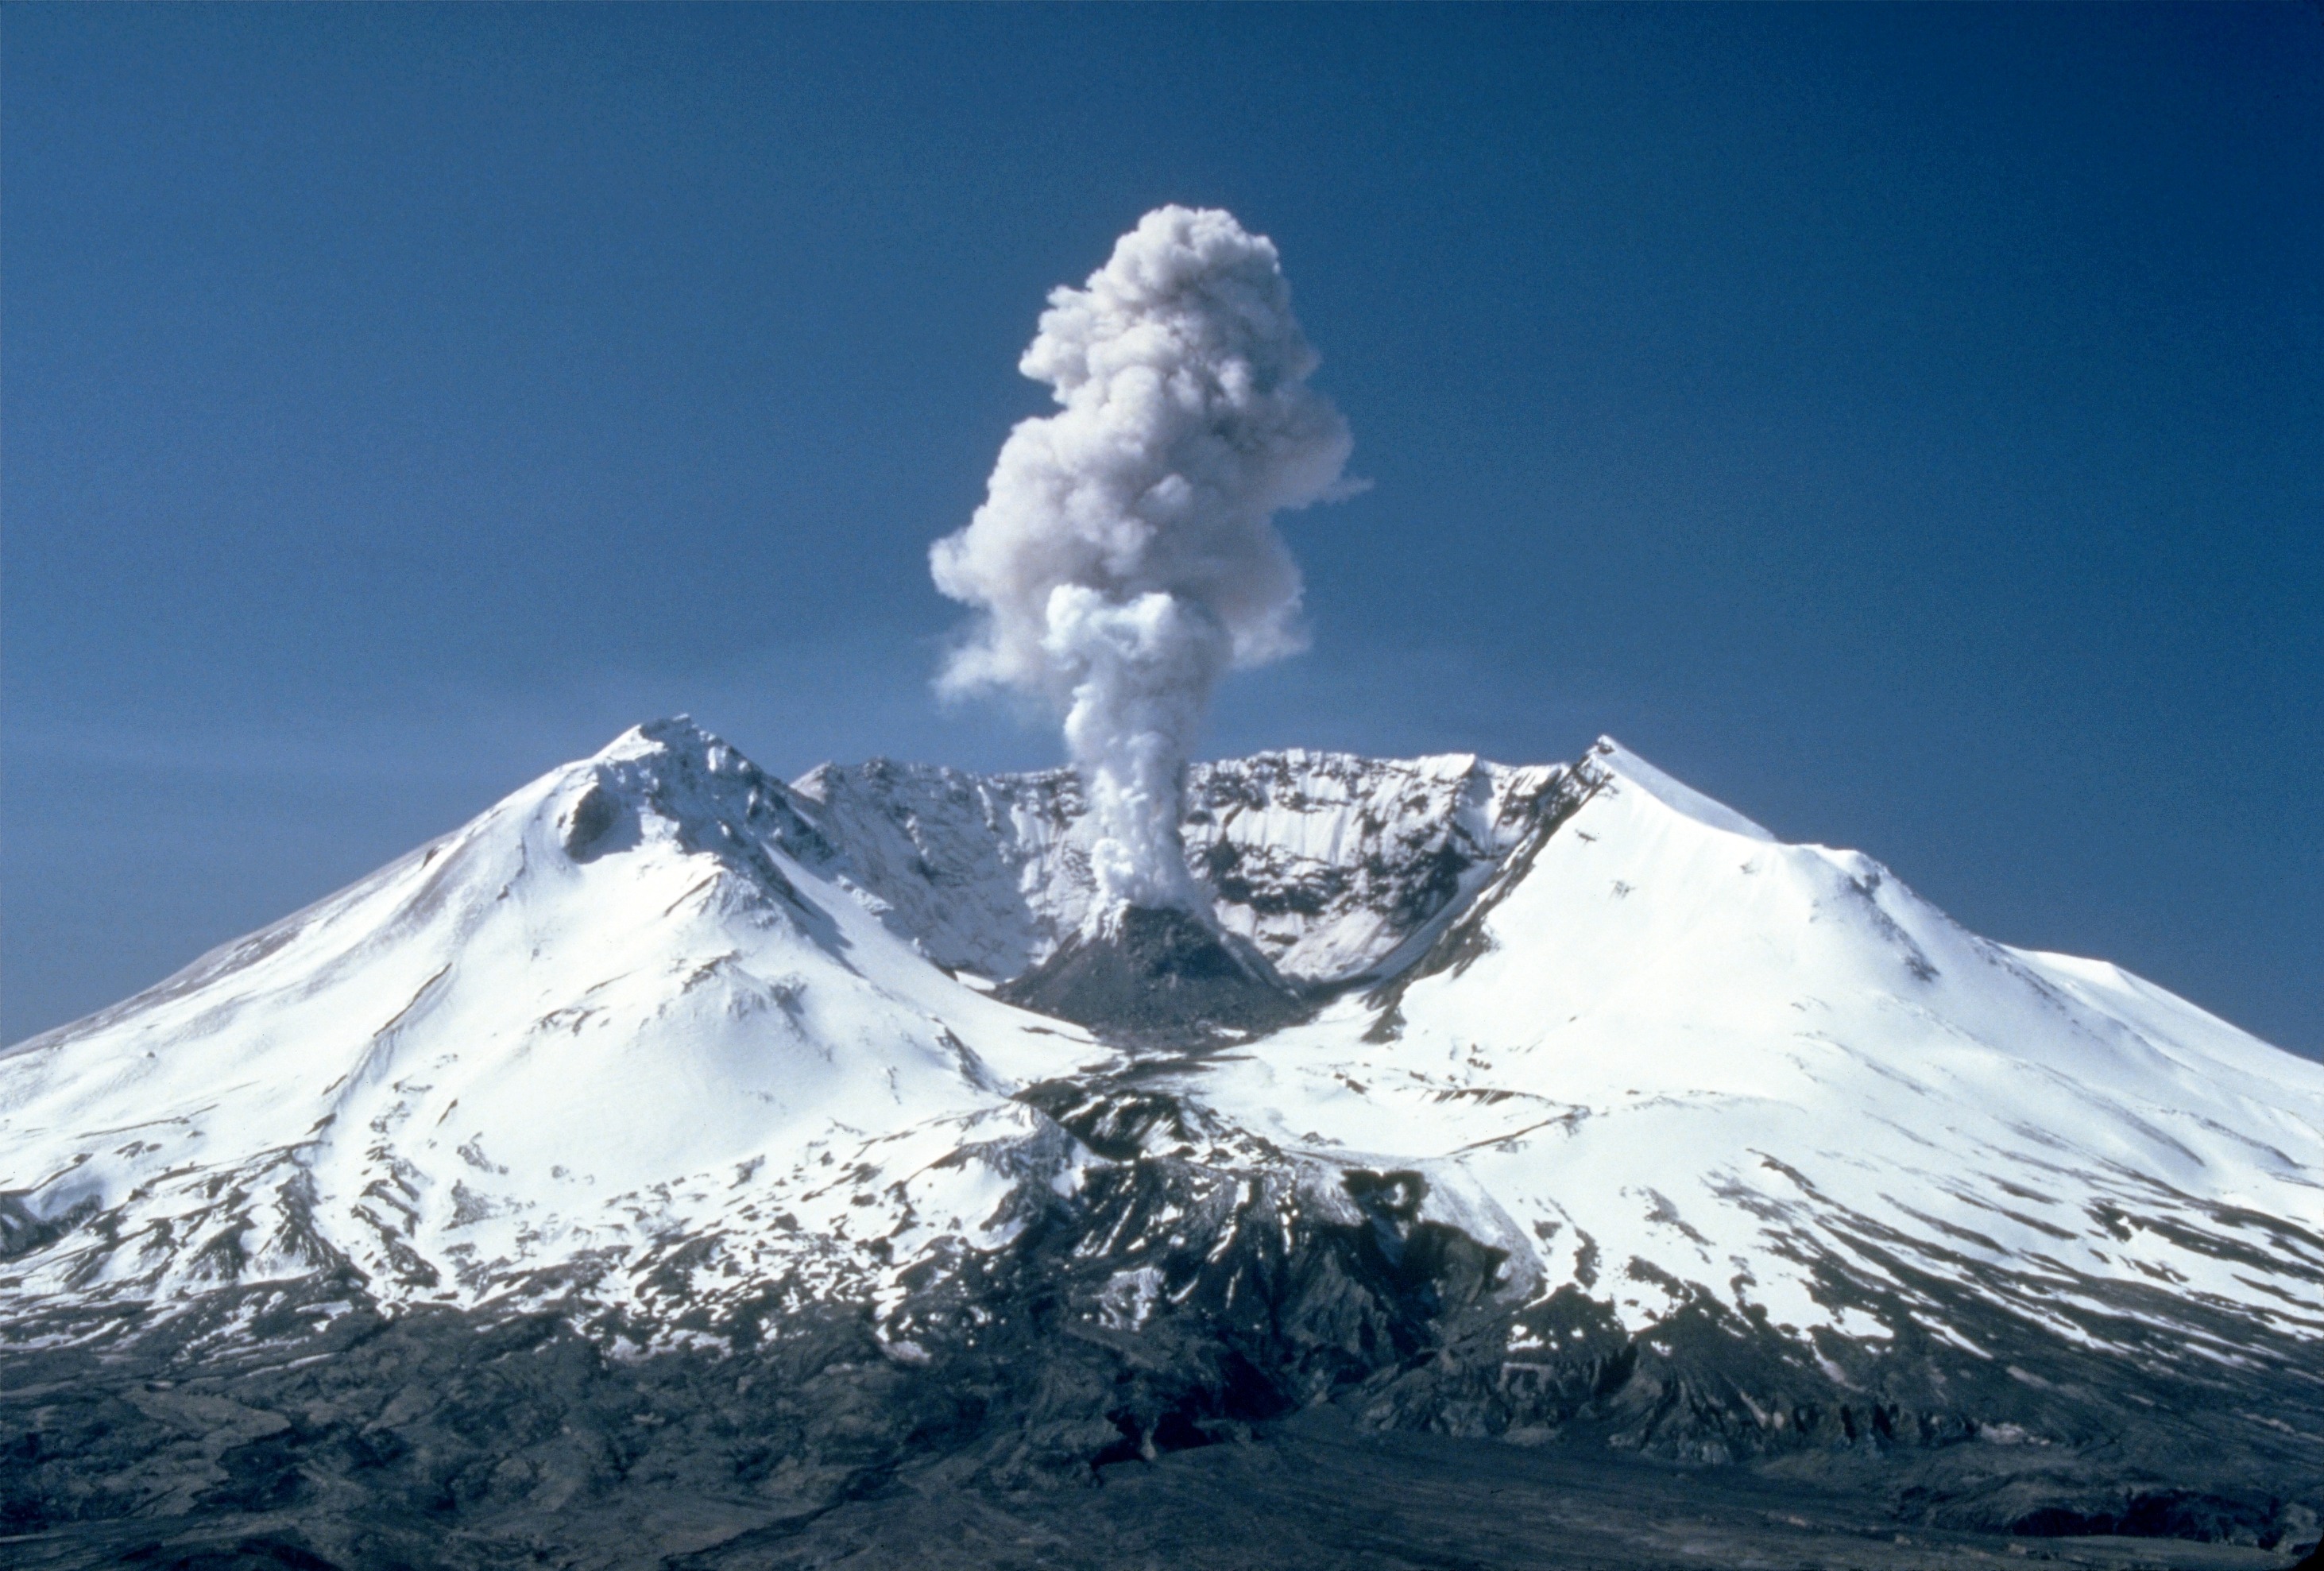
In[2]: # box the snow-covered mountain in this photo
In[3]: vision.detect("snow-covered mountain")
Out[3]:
[4,718,2320,1560]
[1,722,1101,1335]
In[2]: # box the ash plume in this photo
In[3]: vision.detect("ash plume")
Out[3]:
[931,206,1356,920]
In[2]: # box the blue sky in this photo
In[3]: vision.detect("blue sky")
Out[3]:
[4,4,2318,1054]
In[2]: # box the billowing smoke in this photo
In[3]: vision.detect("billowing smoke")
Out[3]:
[931,207,1355,921]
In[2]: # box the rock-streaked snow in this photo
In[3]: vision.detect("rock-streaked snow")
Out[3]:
[787,746,1558,985]
[0,722,1100,1331]
[4,719,2318,1373]
[1176,741,2324,1354]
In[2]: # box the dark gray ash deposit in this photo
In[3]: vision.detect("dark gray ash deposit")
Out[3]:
[996,905,1312,1040]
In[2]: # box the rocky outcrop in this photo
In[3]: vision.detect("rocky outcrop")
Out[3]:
[786,749,1561,986]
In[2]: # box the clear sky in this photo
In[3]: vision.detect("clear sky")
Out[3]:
[4,4,2318,1055]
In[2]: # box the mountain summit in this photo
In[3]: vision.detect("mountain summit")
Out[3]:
[4,719,2319,1567]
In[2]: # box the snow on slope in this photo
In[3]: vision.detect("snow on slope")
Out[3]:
[3,722,2318,1379]
[0,720,1097,1333]
[1177,739,2324,1353]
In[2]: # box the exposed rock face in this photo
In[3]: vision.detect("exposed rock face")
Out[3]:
[3,719,2320,1569]
[785,748,1560,985]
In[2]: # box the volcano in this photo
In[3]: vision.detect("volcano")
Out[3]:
[2,720,2318,1569]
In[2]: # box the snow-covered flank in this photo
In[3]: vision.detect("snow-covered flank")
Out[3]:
[3,722,2318,1383]
[0,720,1096,1331]
[1177,739,2324,1352]
[788,749,1559,985]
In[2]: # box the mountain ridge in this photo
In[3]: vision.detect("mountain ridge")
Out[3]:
[3,717,2318,1567]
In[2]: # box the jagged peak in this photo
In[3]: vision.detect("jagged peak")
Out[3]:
[575,728,1791,859]
[592,712,720,762]
[796,745,1520,802]
[574,716,789,811]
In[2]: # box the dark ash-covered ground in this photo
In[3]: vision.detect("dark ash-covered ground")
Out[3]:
[2,1318,2317,1571]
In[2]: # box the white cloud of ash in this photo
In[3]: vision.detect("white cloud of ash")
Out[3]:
[930,206,1358,921]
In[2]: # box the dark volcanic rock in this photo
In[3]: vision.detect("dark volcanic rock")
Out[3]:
[995,904,1311,1038]
[7,1097,2317,1571]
